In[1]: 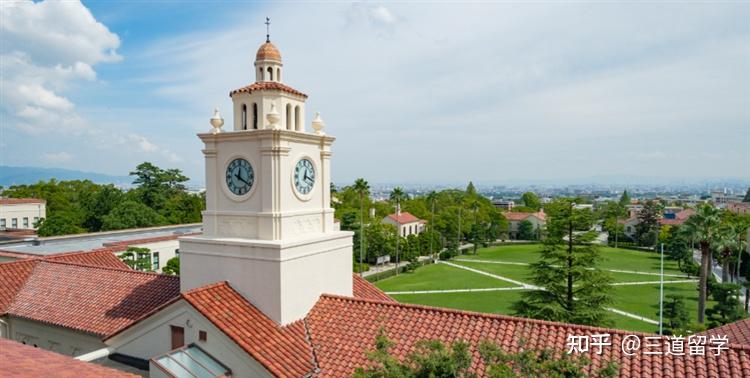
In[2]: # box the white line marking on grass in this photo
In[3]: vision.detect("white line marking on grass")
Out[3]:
[611,279,698,286]
[606,307,659,325]
[386,287,528,295]
[440,261,538,289]
[453,258,690,278]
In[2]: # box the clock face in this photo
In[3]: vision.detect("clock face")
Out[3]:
[225,158,254,196]
[294,158,315,195]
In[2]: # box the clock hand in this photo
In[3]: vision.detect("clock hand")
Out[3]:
[235,173,250,186]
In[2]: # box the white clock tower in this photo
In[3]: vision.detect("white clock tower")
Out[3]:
[179,35,353,325]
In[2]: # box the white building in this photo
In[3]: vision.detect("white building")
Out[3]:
[382,209,426,237]
[503,211,546,239]
[0,198,45,230]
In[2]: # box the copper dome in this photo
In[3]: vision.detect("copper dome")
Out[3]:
[256,42,281,62]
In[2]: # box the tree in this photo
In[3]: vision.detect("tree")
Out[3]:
[517,220,535,241]
[744,187,750,202]
[162,256,180,275]
[101,201,166,231]
[520,192,541,211]
[665,226,693,272]
[129,162,189,211]
[706,283,746,328]
[468,223,484,253]
[119,247,153,271]
[354,329,618,378]
[662,294,690,335]
[635,200,662,247]
[354,179,370,276]
[36,213,85,237]
[685,204,722,324]
[390,187,408,272]
[513,199,613,327]
[618,190,631,207]
[80,185,124,231]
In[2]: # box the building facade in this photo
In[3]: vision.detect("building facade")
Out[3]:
[382,210,426,237]
[0,198,45,230]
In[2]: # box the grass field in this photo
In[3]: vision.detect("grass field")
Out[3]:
[374,243,700,334]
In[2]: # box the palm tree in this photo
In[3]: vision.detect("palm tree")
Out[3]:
[390,187,407,274]
[354,178,370,277]
[714,227,738,283]
[685,204,722,324]
[426,191,438,262]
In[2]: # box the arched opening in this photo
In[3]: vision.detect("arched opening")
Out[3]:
[259,67,263,80]
[267,67,273,81]
[241,104,247,130]
[286,104,292,130]
[277,68,281,82]
[252,103,258,129]
[294,105,301,131]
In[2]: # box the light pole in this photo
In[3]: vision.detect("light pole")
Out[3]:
[430,197,435,262]
[395,198,400,275]
[659,243,665,335]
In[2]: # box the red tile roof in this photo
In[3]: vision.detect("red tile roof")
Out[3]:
[44,248,130,269]
[353,274,396,303]
[385,211,423,224]
[503,211,546,222]
[182,282,315,378]
[702,318,750,347]
[0,259,179,337]
[0,338,138,377]
[230,81,307,98]
[102,232,200,251]
[0,198,45,205]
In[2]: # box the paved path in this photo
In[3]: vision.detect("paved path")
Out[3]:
[386,287,527,295]
[453,258,691,278]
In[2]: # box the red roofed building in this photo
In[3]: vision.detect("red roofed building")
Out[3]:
[502,211,546,239]
[0,338,138,377]
[0,258,179,359]
[382,209,426,237]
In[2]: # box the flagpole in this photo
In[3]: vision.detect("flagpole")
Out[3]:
[659,243,664,335]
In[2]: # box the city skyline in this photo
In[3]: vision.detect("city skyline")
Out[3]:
[1,1,748,184]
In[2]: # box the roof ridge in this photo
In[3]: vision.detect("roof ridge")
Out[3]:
[35,259,178,279]
[3,259,43,314]
[317,294,662,336]
[182,281,229,295]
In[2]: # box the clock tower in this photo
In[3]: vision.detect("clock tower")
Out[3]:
[179,36,353,325]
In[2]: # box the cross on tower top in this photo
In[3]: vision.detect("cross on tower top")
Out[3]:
[265,17,271,43]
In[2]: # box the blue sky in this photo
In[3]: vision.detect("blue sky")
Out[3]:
[1,1,748,185]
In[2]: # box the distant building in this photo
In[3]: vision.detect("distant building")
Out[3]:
[491,199,514,210]
[574,204,594,211]
[0,198,46,231]
[503,211,546,239]
[620,208,695,239]
[382,209,426,237]
[711,189,744,207]
[727,202,750,215]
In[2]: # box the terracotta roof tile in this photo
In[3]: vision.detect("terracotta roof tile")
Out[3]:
[44,248,130,269]
[0,198,45,205]
[182,282,315,378]
[230,81,307,98]
[256,41,282,61]
[702,318,750,347]
[503,211,546,222]
[0,338,138,377]
[0,260,180,337]
[352,274,396,303]
[385,212,422,224]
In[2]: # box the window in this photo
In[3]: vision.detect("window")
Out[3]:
[175,248,180,256]
[241,104,247,130]
[0,219,5,228]
[286,103,292,130]
[199,330,207,342]
[23,217,29,228]
[33,217,39,225]
[171,326,185,349]
[11,218,17,228]
[153,252,160,270]
[267,67,273,81]
[252,103,258,129]
[294,106,301,131]
[259,67,263,80]
[277,68,281,82]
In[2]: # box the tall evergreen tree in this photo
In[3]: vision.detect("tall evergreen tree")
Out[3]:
[513,198,613,326]
[744,187,750,202]
[618,190,631,207]
[635,200,662,247]
[706,283,746,328]
[520,191,541,211]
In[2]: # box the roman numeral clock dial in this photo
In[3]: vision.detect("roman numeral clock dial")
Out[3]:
[294,158,315,196]
[225,158,254,196]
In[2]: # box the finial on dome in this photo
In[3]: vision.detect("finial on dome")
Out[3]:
[265,17,271,43]
[210,108,224,134]
[312,112,325,135]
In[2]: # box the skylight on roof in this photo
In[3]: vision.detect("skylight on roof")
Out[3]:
[152,344,230,378]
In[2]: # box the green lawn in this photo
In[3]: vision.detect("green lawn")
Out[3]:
[453,260,690,284]
[458,244,686,275]
[611,283,711,324]
[373,263,517,292]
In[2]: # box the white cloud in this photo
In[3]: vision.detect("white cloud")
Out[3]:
[0,0,119,136]
[127,134,158,153]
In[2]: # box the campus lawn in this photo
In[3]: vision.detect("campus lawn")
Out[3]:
[452,260,689,284]
[458,244,686,276]
[610,282,712,324]
[373,263,517,292]
[391,289,657,334]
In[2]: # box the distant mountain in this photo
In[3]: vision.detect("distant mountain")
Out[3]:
[0,166,132,187]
